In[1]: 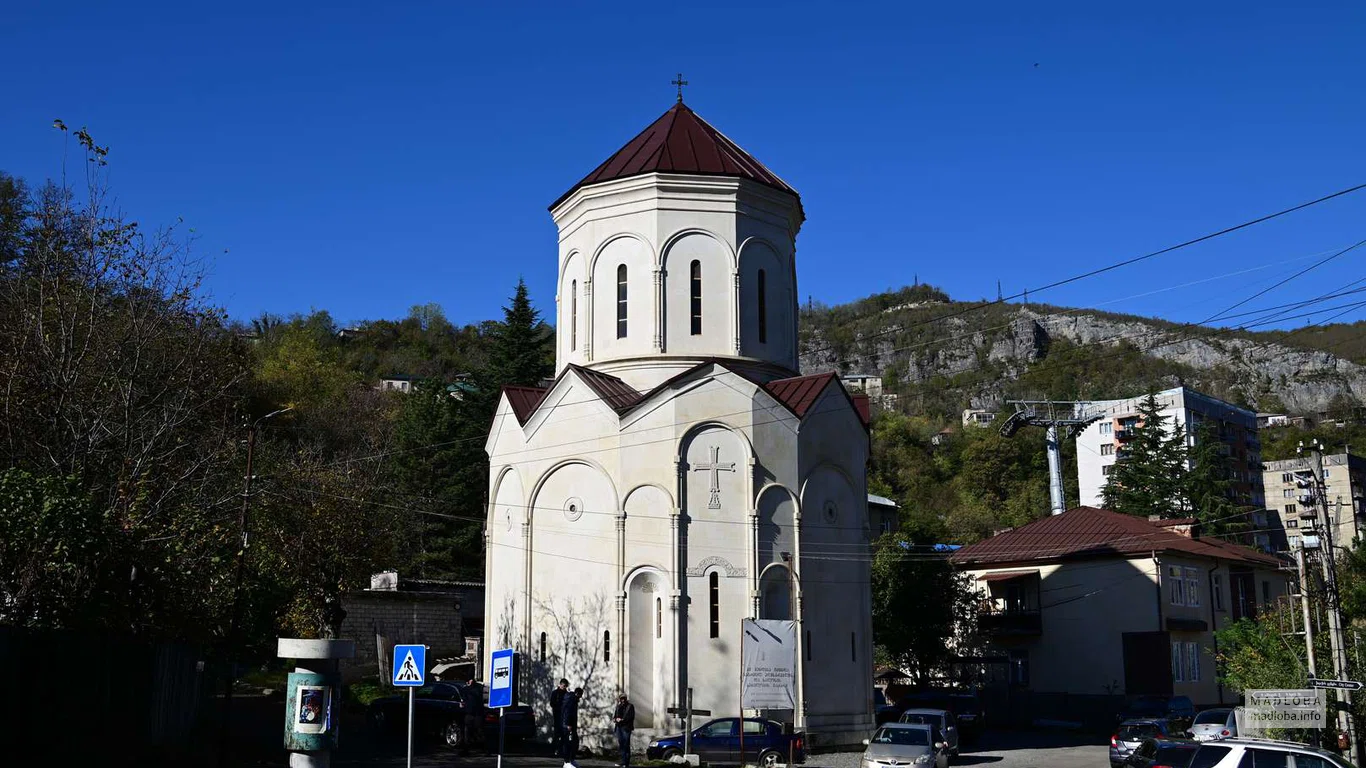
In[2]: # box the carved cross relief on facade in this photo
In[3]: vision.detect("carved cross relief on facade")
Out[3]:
[691,445,736,510]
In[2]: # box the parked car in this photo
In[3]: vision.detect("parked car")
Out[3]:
[1188,709,1237,742]
[366,682,535,747]
[898,708,959,757]
[1112,719,1179,767]
[1118,696,1196,732]
[861,723,952,768]
[875,688,903,725]
[1123,737,1201,768]
[646,717,805,767]
[948,692,985,741]
[1187,738,1354,768]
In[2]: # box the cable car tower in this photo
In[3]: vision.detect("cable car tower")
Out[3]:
[998,400,1103,515]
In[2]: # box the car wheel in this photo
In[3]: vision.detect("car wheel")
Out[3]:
[662,747,683,761]
[759,749,783,768]
[443,721,464,748]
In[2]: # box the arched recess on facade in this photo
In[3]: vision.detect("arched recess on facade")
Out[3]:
[589,231,656,276]
[659,227,738,270]
[676,420,756,464]
[660,228,734,355]
[624,565,668,728]
[623,483,675,583]
[527,457,621,525]
[489,464,525,524]
[737,236,795,361]
[756,481,798,569]
[758,561,797,621]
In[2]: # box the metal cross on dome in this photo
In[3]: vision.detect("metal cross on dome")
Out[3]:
[672,73,688,103]
[692,445,735,509]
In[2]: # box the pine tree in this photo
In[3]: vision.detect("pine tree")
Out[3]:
[487,278,553,390]
[1102,392,1185,518]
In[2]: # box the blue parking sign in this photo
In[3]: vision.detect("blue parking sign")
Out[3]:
[489,648,515,708]
[392,644,425,687]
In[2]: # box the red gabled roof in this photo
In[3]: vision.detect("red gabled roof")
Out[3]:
[551,102,799,210]
[763,371,838,418]
[503,386,547,426]
[566,364,642,411]
[949,506,1282,568]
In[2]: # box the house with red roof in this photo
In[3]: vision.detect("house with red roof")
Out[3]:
[950,506,1288,720]
[483,99,875,747]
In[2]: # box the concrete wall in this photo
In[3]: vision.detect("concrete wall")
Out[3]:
[339,586,481,683]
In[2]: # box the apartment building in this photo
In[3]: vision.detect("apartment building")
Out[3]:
[1075,387,1264,528]
[1262,453,1366,551]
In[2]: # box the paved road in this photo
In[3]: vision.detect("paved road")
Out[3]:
[808,730,1106,768]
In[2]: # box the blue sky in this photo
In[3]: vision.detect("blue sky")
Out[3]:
[2,1,1363,330]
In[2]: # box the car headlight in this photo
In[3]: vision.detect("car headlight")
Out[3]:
[650,742,660,748]
[914,755,933,764]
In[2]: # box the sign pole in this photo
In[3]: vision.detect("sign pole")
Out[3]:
[406,686,414,768]
[739,619,745,768]
[684,688,693,758]
[497,705,506,768]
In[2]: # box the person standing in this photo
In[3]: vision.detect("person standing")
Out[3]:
[613,693,636,768]
[463,678,486,755]
[551,679,569,752]
[560,686,581,767]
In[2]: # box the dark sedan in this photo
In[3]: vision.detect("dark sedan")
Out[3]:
[646,718,805,767]
[367,682,534,748]
[1123,738,1200,768]
[1112,720,1179,768]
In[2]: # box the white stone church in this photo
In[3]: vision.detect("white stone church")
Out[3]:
[483,99,874,746]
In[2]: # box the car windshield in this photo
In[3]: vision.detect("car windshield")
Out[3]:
[1119,724,1161,740]
[873,728,930,747]
[1155,745,1199,768]
[1193,710,1231,725]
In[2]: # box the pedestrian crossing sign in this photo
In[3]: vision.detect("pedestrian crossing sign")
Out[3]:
[392,644,426,687]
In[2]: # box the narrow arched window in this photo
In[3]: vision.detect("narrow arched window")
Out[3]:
[656,597,663,639]
[757,269,768,344]
[709,571,720,639]
[616,264,628,338]
[690,260,702,335]
[604,630,611,662]
[570,280,577,351]
[540,632,547,662]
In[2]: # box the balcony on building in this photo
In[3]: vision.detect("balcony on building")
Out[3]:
[977,570,1043,636]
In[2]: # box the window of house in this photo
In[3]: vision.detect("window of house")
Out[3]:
[1283,473,1294,484]
[1263,581,1271,604]
[1103,465,1114,477]
[1285,504,1297,518]
[805,630,812,661]
[1325,470,1332,480]
[540,632,547,662]
[689,260,702,335]
[851,632,857,662]
[1213,574,1224,610]
[1100,422,1113,435]
[1284,489,1294,499]
[709,571,720,639]
[1186,642,1200,681]
[1168,566,1186,606]
[616,264,628,338]
[1172,641,1185,682]
[656,597,663,639]
[1005,583,1025,613]
[1288,519,1299,529]
[757,269,768,344]
[1008,648,1029,686]
[604,630,611,662]
[1184,568,1201,607]
[1101,443,1114,456]
[570,280,577,351]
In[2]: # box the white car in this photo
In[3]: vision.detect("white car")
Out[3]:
[1188,709,1237,742]
[1188,738,1352,768]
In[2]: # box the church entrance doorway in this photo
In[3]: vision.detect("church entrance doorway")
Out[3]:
[627,569,664,728]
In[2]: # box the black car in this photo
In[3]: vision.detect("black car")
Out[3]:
[893,689,985,740]
[646,718,805,767]
[367,682,535,747]
[1124,738,1200,768]
[1117,696,1196,732]
[874,689,902,725]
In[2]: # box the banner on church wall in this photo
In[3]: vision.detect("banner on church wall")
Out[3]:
[741,618,797,710]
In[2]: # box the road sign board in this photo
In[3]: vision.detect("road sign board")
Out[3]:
[1311,679,1364,691]
[392,644,426,687]
[489,648,515,708]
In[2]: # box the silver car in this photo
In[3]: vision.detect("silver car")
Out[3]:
[862,723,950,768]
[1188,709,1237,742]
[898,708,959,757]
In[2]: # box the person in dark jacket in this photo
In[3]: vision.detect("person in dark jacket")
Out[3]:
[550,679,569,751]
[613,693,636,768]
[463,679,486,754]
[560,687,582,767]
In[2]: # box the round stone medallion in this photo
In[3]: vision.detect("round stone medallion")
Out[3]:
[564,496,585,522]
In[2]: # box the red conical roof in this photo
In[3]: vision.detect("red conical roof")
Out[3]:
[551,102,798,210]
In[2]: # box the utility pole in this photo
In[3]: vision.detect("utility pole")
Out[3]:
[1301,440,1360,762]
[1296,542,1318,679]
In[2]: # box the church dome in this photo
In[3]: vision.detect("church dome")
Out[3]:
[549,101,804,391]
[549,102,801,214]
